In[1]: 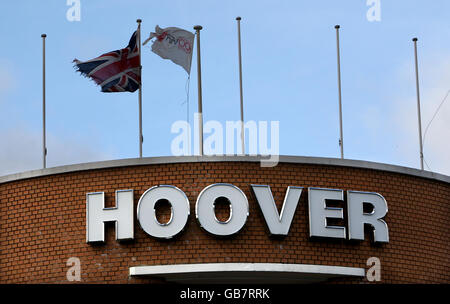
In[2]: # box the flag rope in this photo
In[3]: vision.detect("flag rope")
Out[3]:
[421,88,450,172]
[179,75,191,155]
[186,75,191,155]
[423,89,449,148]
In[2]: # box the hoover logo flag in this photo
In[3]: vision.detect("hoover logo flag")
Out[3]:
[73,31,141,93]
[143,25,194,74]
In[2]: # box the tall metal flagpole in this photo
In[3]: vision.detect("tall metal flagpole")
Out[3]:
[137,19,143,158]
[41,34,47,169]
[412,37,424,170]
[236,17,245,155]
[335,25,344,159]
[194,25,204,156]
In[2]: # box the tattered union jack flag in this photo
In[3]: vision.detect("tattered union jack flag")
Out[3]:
[74,31,141,93]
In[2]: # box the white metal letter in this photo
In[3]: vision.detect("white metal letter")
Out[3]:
[196,184,249,236]
[251,185,302,235]
[137,185,190,239]
[308,188,346,239]
[347,191,389,243]
[86,190,134,243]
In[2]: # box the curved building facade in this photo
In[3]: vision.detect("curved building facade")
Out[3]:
[0,156,448,284]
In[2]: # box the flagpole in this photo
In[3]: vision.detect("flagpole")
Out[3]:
[137,19,143,158]
[194,25,203,156]
[41,33,47,169]
[236,17,245,155]
[335,25,344,159]
[412,37,424,170]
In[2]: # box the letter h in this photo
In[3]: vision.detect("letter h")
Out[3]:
[86,190,134,243]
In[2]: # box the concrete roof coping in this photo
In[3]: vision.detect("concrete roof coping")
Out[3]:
[129,262,365,284]
[0,155,449,184]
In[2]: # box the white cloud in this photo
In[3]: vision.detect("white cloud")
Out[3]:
[392,54,450,176]
[0,125,114,176]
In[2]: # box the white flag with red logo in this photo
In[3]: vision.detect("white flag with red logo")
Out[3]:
[143,25,195,74]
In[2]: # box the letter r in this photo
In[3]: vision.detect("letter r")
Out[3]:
[347,191,389,243]
[86,190,134,242]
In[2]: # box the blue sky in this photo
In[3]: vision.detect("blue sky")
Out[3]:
[0,0,449,176]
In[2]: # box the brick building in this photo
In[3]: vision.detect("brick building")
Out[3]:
[0,156,448,284]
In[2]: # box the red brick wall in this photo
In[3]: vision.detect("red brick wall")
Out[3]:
[0,161,448,283]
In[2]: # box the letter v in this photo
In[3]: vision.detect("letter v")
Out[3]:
[251,185,302,236]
